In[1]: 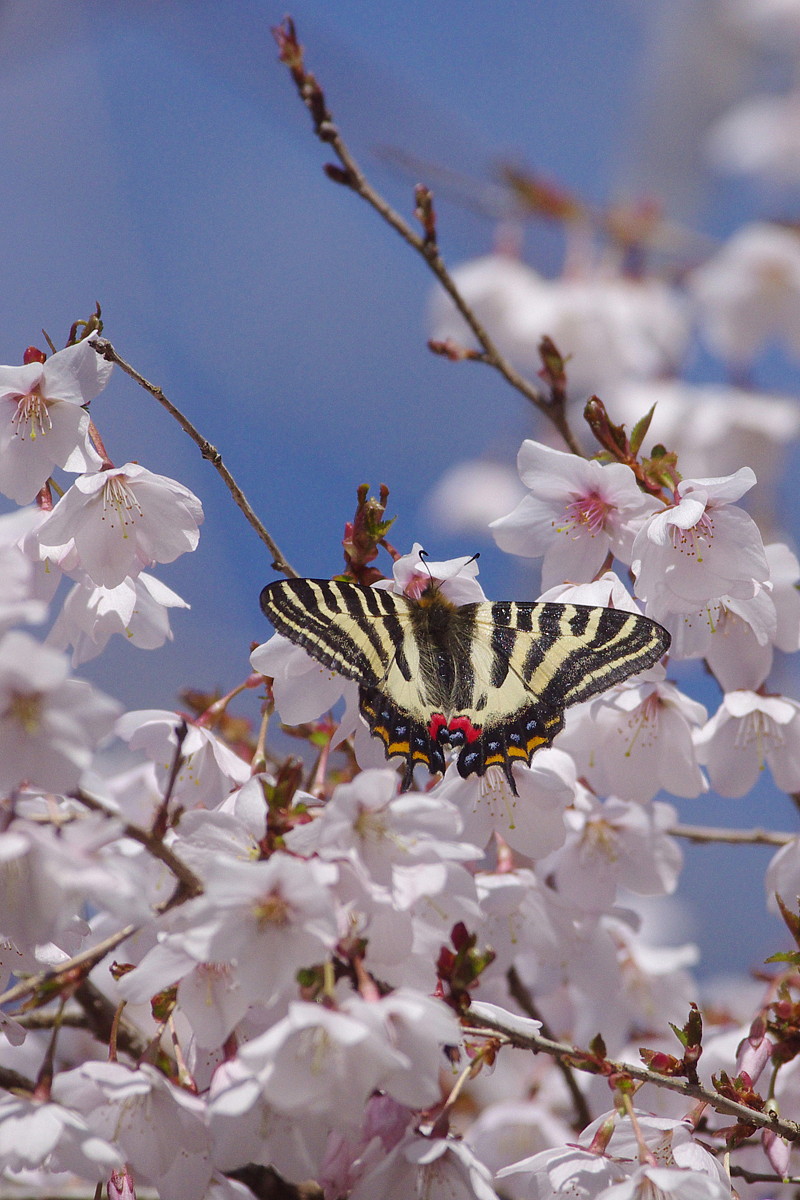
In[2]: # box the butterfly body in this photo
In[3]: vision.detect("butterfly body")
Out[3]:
[260,577,670,793]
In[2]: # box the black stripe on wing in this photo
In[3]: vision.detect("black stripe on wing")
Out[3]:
[260,579,400,688]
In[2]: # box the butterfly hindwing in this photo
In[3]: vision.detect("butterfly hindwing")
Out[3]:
[260,580,670,793]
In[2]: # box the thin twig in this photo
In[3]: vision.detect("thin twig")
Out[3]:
[464,1012,800,1144]
[0,923,138,1012]
[273,19,583,457]
[670,824,794,848]
[90,337,299,578]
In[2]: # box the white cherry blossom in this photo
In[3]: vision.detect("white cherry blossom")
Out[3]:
[350,1130,499,1200]
[32,463,203,588]
[53,1061,211,1200]
[0,1091,120,1180]
[538,796,683,913]
[687,222,800,364]
[0,630,119,792]
[606,379,800,485]
[48,570,189,666]
[284,768,479,886]
[436,747,575,859]
[120,852,339,1008]
[695,690,800,797]
[0,338,109,504]
[115,709,249,810]
[424,458,525,535]
[430,257,688,395]
[631,468,769,616]
[239,1000,410,1128]
[491,441,659,589]
[559,680,708,803]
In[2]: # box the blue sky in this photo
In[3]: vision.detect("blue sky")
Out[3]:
[3,0,798,977]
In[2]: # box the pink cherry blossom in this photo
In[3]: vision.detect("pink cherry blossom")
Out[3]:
[0,338,109,504]
[695,690,800,797]
[492,441,659,589]
[631,467,769,615]
[32,463,203,588]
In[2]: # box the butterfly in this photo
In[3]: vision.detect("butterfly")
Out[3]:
[260,574,670,793]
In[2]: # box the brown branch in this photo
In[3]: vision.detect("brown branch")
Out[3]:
[669,824,794,848]
[90,338,299,578]
[73,787,203,910]
[464,1011,800,1144]
[272,18,583,457]
[0,923,138,1012]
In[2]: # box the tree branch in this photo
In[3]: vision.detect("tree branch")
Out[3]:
[91,337,299,578]
[272,18,583,457]
[669,824,794,848]
[464,1011,800,1144]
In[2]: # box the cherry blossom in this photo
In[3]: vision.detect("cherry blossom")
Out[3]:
[695,690,800,797]
[435,747,575,858]
[115,709,249,809]
[607,379,800,485]
[350,1130,500,1200]
[48,570,189,666]
[53,1061,212,1200]
[0,630,119,792]
[559,680,708,803]
[0,1091,120,1180]
[284,768,479,885]
[424,458,526,535]
[491,441,659,589]
[688,222,800,364]
[120,852,339,1009]
[0,338,109,504]
[631,468,769,616]
[430,256,688,395]
[238,1000,412,1128]
[32,463,203,588]
[538,796,683,913]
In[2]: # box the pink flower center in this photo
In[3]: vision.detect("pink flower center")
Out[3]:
[11,390,51,440]
[557,492,611,538]
[669,511,714,562]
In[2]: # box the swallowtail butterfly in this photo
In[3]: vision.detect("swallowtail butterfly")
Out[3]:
[260,575,670,794]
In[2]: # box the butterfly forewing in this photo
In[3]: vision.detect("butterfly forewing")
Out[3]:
[259,579,670,793]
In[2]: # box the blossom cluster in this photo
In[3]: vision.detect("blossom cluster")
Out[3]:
[0,313,796,1200]
[5,17,800,1197]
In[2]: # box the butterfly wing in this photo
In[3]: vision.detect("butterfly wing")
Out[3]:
[259,579,445,788]
[449,601,670,789]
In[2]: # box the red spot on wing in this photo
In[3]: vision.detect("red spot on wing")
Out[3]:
[446,714,482,743]
[428,713,449,740]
